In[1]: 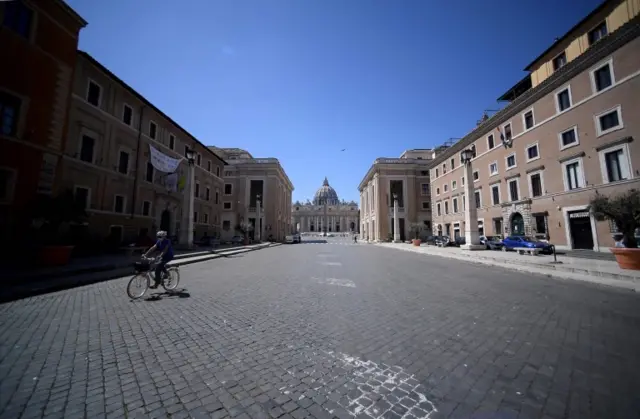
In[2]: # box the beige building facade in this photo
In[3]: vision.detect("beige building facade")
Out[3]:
[211,148,294,242]
[358,150,434,241]
[60,51,227,245]
[292,178,359,233]
[430,1,640,251]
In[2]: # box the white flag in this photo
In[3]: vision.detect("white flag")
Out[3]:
[149,144,183,173]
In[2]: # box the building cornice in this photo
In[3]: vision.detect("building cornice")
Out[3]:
[358,158,434,191]
[429,16,640,169]
[77,51,227,166]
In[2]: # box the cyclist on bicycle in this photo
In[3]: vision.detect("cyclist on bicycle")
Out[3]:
[143,230,174,288]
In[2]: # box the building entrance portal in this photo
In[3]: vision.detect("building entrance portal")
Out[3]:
[510,212,524,236]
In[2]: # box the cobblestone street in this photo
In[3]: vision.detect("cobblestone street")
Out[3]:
[1,239,639,419]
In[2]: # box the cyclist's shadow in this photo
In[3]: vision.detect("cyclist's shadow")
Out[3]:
[142,288,191,301]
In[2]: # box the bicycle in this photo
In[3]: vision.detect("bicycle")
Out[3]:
[127,256,180,299]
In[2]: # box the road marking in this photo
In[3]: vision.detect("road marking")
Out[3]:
[314,278,355,288]
[317,261,342,266]
[276,350,437,418]
[317,253,337,258]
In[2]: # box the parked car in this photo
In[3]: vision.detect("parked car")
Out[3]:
[501,236,553,254]
[480,236,504,250]
[230,235,244,245]
[285,235,294,244]
[434,236,453,246]
[454,236,465,246]
[293,234,301,243]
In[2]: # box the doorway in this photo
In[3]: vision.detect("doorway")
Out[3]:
[568,211,594,249]
[350,222,355,231]
[160,210,171,233]
[510,213,524,236]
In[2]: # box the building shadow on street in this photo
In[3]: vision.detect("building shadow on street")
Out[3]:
[300,240,328,244]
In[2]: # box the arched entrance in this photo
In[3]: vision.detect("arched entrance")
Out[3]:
[160,210,171,233]
[510,212,524,236]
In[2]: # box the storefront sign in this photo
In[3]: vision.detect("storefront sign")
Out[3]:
[569,211,590,219]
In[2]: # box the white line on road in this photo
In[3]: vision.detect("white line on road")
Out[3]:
[316,261,342,266]
[312,277,356,287]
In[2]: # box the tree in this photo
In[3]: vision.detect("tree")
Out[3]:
[235,222,254,238]
[589,189,640,248]
[409,222,425,240]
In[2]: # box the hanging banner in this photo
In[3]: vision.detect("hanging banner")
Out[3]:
[165,173,178,193]
[149,144,183,173]
[178,175,186,191]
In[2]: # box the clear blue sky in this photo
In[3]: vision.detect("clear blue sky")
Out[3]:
[67,0,602,203]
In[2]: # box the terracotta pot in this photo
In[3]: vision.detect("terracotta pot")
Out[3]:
[40,245,74,266]
[412,239,422,247]
[610,247,640,270]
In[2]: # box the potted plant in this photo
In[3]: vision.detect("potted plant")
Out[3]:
[589,189,640,270]
[410,222,425,246]
[235,222,254,245]
[27,189,87,266]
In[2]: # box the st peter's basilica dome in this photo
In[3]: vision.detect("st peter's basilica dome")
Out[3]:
[313,177,339,205]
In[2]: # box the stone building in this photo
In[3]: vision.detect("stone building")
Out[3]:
[292,178,359,233]
[59,51,227,244]
[429,0,640,251]
[358,150,434,241]
[210,147,294,242]
[0,0,86,244]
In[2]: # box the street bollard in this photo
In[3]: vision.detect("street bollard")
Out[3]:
[549,244,563,264]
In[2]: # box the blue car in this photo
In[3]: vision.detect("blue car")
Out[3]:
[501,236,553,254]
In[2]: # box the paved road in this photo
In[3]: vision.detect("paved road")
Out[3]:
[1,238,639,419]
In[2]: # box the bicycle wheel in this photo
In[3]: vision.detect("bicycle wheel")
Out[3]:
[127,273,150,299]
[163,267,180,291]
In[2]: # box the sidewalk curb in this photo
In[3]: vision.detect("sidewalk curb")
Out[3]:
[378,243,640,293]
[0,242,281,303]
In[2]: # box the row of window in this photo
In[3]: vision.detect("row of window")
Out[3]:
[435,141,632,215]
[434,102,625,197]
[78,131,222,181]
[552,21,608,72]
[432,55,620,182]
[72,185,232,216]
[435,214,548,238]
[84,79,222,176]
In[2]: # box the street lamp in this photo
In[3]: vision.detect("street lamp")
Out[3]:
[392,193,400,243]
[459,147,483,250]
[179,146,196,248]
[256,194,262,242]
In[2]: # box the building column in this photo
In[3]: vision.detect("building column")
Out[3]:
[462,153,483,250]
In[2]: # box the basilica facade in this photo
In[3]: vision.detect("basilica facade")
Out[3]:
[292,178,359,233]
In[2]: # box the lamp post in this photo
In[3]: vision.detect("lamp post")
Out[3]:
[256,194,262,242]
[393,193,400,243]
[179,147,196,248]
[460,148,484,250]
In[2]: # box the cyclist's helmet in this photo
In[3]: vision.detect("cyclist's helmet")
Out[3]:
[156,230,167,238]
